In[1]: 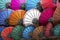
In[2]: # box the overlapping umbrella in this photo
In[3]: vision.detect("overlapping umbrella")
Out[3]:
[53,24,60,36]
[0,26,5,40]
[9,10,26,26]
[40,0,56,9]
[11,25,24,40]
[11,0,26,10]
[0,9,13,26]
[26,0,40,10]
[32,26,44,40]
[1,27,14,40]
[23,9,41,26]
[39,8,55,25]
[45,22,53,37]
[0,0,11,10]
[23,25,34,40]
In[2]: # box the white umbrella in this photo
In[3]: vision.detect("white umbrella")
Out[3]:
[23,9,41,26]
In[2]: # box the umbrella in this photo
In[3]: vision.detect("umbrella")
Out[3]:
[40,0,56,9]
[0,26,5,40]
[11,25,24,40]
[45,22,53,37]
[32,26,44,40]
[26,0,40,10]
[39,8,55,26]
[0,0,11,10]
[0,9,13,26]
[0,38,3,40]
[53,24,60,36]
[9,10,26,26]
[56,0,60,7]
[23,9,41,26]
[1,27,14,40]
[36,2,43,12]
[11,0,26,10]
[53,7,60,25]
[22,25,34,40]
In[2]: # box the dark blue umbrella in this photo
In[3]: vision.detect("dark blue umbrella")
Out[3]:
[23,25,35,40]
[0,26,5,40]
[26,0,40,10]
[0,9,13,26]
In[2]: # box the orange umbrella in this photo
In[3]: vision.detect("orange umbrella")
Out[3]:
[1,27,14,40]
[32,26,44,40]
[9,10,26,26]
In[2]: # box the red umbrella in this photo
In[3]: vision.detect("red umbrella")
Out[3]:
[1,27,14,40]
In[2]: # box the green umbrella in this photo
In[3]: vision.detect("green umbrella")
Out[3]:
[11,25,24,40]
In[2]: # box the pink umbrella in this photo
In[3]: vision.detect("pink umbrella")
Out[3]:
[11,0,26,10]
[39,8,55,26]
[56,0,60,7]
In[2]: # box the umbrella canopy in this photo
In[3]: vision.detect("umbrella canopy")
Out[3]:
[53,7,60,25]
[56,0,60,7]
[53,24,60,36]
[40,0,56,9]
[9,10,26,26]
[1,27,14,40]
[11,0,26,10]
[44,22,53,37]
[0,38,3,40]
[26,0,40,10]
[0,26,5,32]
[11,25,24,40]
[23,9,41,26]
[0,26,5,40]
[0,9,13,26]
[0,0,11,10]
[22,25,34,39]
[32,26,44,40]
[39,8,55,26]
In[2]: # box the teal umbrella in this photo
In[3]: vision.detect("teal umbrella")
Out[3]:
[11,25,24,40]
[0,0,11,10]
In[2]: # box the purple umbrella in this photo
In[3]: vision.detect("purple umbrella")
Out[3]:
[11,0,26,10]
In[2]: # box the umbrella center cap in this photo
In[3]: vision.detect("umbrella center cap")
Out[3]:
[48,17,54,23]
[32,18,39,25]
[5,19,9,26]
[6,2,11,9]
[20,3,26,10]
[18,19,23,26]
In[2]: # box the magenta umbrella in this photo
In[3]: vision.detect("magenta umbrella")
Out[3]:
[11,0,26,10]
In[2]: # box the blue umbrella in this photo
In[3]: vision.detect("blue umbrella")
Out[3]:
[0,26,5,40]
[0,0,11,10]
[53,24,60,36]
[26,0,40,10]
[0,9,12,26]
[23,25,35,40]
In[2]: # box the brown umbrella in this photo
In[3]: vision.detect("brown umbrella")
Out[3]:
[53,7,60,25]
[32,26,44,40]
